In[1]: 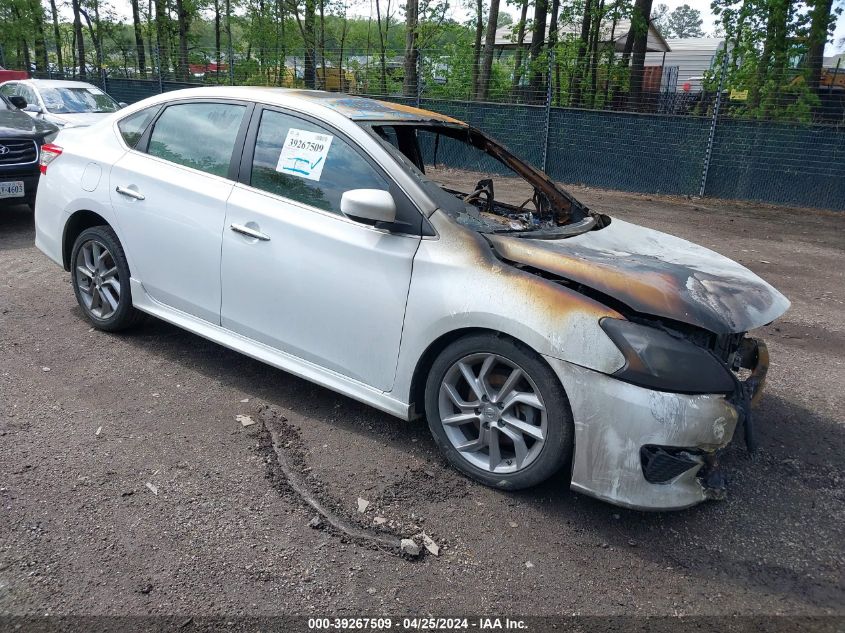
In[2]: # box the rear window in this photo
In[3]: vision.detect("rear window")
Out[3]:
[117,106,159,148]
[147,102,246,178]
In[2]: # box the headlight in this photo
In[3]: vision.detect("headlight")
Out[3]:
[600,318,735,394]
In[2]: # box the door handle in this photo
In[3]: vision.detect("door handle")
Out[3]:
[230,223,271,241]
[115,185,145,200]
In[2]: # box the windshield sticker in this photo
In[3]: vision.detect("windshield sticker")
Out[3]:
[276,128,333,181]
[86,87,105,95]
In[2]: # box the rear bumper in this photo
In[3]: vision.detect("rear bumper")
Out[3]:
[545,343,768,511]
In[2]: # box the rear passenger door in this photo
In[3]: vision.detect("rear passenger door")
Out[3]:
[109,100,251,322]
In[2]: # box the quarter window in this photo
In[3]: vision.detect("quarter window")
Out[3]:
[117,106,159,148]
[147,102,246,178]
[250,109,388,215]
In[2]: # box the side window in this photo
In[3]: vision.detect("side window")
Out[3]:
[21,85,38,106]
[250,109,388,215]
[117,106,159,148]
[147,102,246,178]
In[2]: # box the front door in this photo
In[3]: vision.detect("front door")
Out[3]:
[220,107,420,391]
[109,100,249,322]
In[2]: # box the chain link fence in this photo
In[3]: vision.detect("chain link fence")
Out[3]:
[14,45,845,211]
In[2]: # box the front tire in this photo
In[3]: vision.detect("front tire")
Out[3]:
[70,225,143,331]
[424,333,574,490]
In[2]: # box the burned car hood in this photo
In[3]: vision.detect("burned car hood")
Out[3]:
[487,218,790,334]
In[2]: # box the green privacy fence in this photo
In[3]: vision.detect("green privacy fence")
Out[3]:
[48,75,845,212]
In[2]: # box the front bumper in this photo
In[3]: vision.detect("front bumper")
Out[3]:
[545,341,768,511]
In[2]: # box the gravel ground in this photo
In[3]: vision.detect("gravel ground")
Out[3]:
[0,187,843,619]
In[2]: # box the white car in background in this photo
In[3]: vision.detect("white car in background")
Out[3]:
[0,79,125,129]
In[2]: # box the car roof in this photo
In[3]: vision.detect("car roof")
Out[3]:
[137,86,466,126]
[22,79,104,89]
[278,90,465,125]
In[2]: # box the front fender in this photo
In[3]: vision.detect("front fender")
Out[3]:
[392,211,625,403]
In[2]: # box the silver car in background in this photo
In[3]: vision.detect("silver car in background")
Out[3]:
[33,87,789,511]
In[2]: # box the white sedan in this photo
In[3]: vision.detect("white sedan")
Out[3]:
[0,79,124,128]
[33,87,789,510]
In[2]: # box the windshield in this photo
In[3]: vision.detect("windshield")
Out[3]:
[362,122,594,237]
[40,86,119,114]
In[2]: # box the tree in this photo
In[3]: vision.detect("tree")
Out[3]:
[476,0,500,100]
[624,0,653,108]
[509,0,529,100]
[71,0,86,76]
[175,0,192,79]
[131,0,147,76]
[48,0,64,73]
[806,0,836,89]
[403,0,419,96]
[470,0,483,99]
[665,4,704,37]
[651,2,669,34]
[527,0,549,102]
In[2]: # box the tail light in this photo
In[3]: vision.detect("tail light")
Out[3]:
[39,143,63,174]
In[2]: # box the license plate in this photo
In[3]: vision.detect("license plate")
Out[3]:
[0,181,25,199]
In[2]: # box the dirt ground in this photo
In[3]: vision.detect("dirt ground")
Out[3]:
[1,184,843,621]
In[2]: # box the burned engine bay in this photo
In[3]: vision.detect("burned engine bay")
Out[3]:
[367,122,603,238]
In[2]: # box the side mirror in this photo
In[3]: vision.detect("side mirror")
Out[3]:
[8,95,27,109]
[119,102,128,109]
[340,189,396,225]
[24,103,43,114]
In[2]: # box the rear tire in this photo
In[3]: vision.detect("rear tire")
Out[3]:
[424,333,574,490]
[70,225,144,332]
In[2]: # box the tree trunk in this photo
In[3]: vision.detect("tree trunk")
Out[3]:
[225,0,233,82]
[588,0,605,105]
[527,0,548,103]
[570,0,593,106]
[477,0,500,101]
[11,5,32,72]
[131,0,147,77]
[374,0,387,94]
[214,0,221,79]
[403,0,419,97]
[304,0,316,88]
[470,0,483,99]
[49,0,64,73]
[319,0,325,88]
[30,0,49,72]
[625,0,653,110]
[154,0,170,75]
[175,0,190,80]
[510,0,529,101]
[547,0,560,104]
[71,0,86,77]
[79,7,102,75]
[804,0,831,89]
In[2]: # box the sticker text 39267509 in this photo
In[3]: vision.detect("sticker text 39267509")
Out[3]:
[275,128,333,182]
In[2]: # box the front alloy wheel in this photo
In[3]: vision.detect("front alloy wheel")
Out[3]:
[438,353,547,474]
[425,333,573,490]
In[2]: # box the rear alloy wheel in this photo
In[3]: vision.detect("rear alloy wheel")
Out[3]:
[424,333,573,490]
[71,226,143,331]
